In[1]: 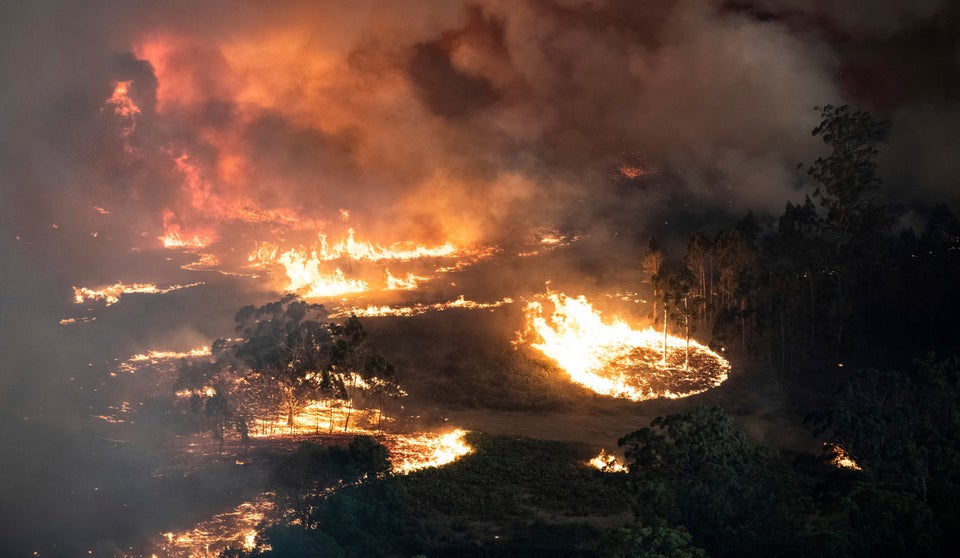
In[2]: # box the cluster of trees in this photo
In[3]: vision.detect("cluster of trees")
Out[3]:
[615,364,960,557]
[229,433,639,557]
[226,370,960,558]
[175,296,402,447]
[645,106,960,369]
[222,360,959,557]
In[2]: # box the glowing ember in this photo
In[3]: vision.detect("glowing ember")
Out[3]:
[827,443,862,471]
[618,164,647,179]
[329,296,514,318]
[59,316,96,325]
[152,496,275,557]
[73,281,204,306]
[520,292,729,401]
[175,386,217,399]
[588,449,627,473]
[387,429,473,473]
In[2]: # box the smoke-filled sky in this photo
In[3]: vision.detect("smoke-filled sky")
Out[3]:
[2,0,959,413]
[0,0,960,398]
[4,0,958,238]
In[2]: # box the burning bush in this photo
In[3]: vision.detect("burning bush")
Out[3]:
[173,295,402,446]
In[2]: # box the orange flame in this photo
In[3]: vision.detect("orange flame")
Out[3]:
[827,443,862,471]
[329,296,513,319]
[154,496,275,557]
[617,164,647,179]
[314,228,458,262]
[247,228,483,298]
[104,80,140,150]
[587,449,627,472]
[388,429,473,473]
[385,269,429,291]
[160,210,217,249]
[521,292,729,401]
[73,281,204,306]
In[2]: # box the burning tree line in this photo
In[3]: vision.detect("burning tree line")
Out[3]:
[642,105,960,369]
[174,295,403,447]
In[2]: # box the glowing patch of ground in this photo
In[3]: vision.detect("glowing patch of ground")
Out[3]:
[521,292,730,401]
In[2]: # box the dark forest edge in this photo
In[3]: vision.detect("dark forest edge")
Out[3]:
[220,105,960,557]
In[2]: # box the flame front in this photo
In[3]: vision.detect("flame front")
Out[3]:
[247,228,488,299]
[73,281,204,306]
[328,296,513,319]
[153,496,275,558]
[521,293,729,401]
[388,429,473,473]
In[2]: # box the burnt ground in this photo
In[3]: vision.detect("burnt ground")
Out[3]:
[2,244,830,556]
[363,304,822,455]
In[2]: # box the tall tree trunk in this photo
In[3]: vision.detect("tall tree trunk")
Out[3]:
[740,298,747,352]
[662,305,668,363]
[684,297,690,370]
[808,274,816,350]
[343,401,352,433]
[652,286,658,325]
[377,390,384,433]
[343,373,358,432]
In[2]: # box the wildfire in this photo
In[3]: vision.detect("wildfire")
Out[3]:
[73,281,204,306]
[587,449,627,473]
[328,296,514,319]
[618,164,647,179]
[387,429,473,473]
[520,292,729,401]
[128,347,212,363]
[180,253,221,271]
[104,80,140,149]
[175,386,217,398]
[386,269,429,291]
[160,211,217,249]
[116,346,212,375]
[315,228,458,262]
[280,258,369,298]
[827,443,862,471]
[246,400,384,438]
[153,496,275,558]
[247,228,482,298]
[59,316,96,325]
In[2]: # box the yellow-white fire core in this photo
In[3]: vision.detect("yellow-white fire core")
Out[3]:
[522,293,730,401]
